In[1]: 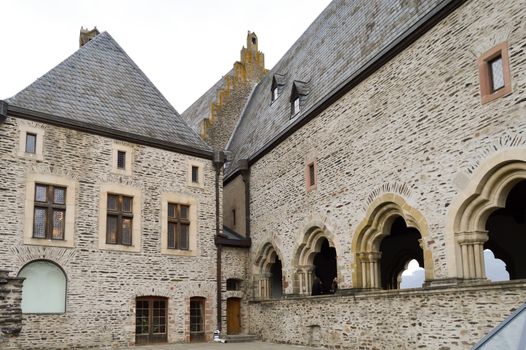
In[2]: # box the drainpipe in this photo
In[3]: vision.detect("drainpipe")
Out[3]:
[0,101,7,124]
[213,151,225,333]
[238,159,251,240]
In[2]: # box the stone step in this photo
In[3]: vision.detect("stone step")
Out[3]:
[222,334,259,343]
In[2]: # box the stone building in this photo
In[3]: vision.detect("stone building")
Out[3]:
[0,30,222,348]
[185,0,526,348]
[2,0,526,349]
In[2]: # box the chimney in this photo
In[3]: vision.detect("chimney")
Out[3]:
[79,27,100,47]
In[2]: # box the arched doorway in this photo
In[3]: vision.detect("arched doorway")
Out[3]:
[135,296,168,345]
[270,258,283,298]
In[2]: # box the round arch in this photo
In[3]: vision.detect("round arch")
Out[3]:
[351,193,433,289]
[253,241,284,299]
[446,149,526,279]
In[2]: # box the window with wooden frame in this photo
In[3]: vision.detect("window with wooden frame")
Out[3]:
[33,184,66,240]
[478,42,512,104]
[167,203,190,250]
[106,194,133,245]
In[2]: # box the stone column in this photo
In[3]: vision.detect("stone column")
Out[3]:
[456,231,488,279]
[359,252,381,288]
[295,266,315,296]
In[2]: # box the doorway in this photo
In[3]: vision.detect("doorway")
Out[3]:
[227,297,241,335]
[190,297,206,342]
[135,297,168,345]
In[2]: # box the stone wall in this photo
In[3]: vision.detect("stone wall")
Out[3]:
[0,116,219,349]
[221,247,250,334]
[245,0,526,346]
[223,175,246,236]
[247,0,526,289]
[249,281,526,349]
[0,270,23,350]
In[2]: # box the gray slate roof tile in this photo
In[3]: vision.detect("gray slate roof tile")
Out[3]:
[225,0,446,174]
[7,31,211,153]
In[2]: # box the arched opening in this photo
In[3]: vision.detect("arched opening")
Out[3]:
[312,239,337,294]
[352,195,432,289]
[270,258,283,298]
[18,260,66,313]
[254,242,284,299]
[399,259,425,289]
[190,297,206,342]
[379,216,424,289]
[484,180,526,280]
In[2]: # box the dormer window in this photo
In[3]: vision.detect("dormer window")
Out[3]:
[271,74,286,103]
[290,80,310,119]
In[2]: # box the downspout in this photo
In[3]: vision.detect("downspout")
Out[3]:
[0,101,7,124]
[213,151,225,333]
[238,159,251,239]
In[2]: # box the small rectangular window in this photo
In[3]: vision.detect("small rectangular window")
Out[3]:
[106,194,133,245]
[25,133,37,154]
[167,203,191,250]
[292,98,300,115]
[478,42,512,104]
[33,184,66,240]
[191,166,199,183]
[117,151,126,170]
[489,56,504,92]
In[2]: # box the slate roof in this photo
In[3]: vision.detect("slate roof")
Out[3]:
[225,0,448,174]
[7,31,211,154]
[182,69,233,134]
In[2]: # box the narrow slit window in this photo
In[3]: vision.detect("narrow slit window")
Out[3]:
[232,209,236,227]
[309,163,316,187]
[117,151,126,170]
[191,166,199,183]
[272,87,279,102]
[478,42,512,104]
[25,133,37,154]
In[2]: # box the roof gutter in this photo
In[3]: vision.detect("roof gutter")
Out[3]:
[224,0,467,182]
[5,103,214,160]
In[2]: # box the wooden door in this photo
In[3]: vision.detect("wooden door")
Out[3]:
[135,297,168,345]
[227,298,241,335]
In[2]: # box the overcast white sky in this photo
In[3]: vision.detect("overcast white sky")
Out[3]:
[0,0,332,112]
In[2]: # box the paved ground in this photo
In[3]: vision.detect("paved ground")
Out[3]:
[123,342,319,350]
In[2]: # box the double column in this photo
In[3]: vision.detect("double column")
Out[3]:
[358,252,381,289]
[255,273,271,299]
[456,231,488,279]
[294,266,315,295]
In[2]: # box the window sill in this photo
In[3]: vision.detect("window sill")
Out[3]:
[161,248,198,257]
[17,152,44,162]
[99,243,141,253]
[23,238,74,249]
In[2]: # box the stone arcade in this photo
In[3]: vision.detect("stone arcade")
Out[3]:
[1,0,526,349]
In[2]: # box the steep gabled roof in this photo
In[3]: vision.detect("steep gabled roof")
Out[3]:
[7,31,211,154]
[225,0,450,175]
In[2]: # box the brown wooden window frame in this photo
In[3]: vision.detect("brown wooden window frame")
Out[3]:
[106,194,134,246]
[189,297,206,342]
[167,203,190,250]
[33,184,66,240]
[478,42,512,105]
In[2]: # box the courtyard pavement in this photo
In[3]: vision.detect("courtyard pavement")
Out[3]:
[123,342,320,350]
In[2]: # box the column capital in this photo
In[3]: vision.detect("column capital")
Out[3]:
[456,231,489,245]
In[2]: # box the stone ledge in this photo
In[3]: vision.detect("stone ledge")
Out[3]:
[250,279,526,304]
